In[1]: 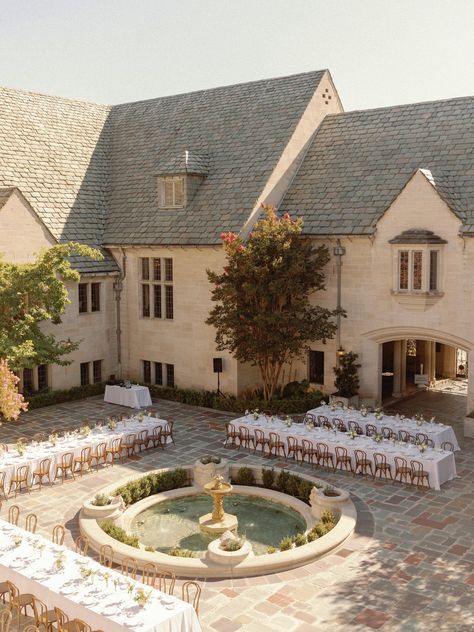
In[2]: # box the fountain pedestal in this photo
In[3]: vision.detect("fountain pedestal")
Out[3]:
[199,478,238,535]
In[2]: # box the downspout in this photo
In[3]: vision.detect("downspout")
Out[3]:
[113,249,127,379]
[333,239,346,363]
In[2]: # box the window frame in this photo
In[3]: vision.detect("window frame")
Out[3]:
[158,176,186,209]
[395,247,442,293]
[140,257,173,320]
[91,283,101,312]
[308,350,325,385]
[92,359,102,384]
[78,283,88,314]
[80,362,90,386]
[37,364,49,391]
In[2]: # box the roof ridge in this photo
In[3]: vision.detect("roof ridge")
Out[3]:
[326,93,474,120]
[111,69,327,108]
[0,85,110,109]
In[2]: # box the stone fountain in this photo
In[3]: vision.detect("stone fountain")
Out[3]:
[199,475,238,535]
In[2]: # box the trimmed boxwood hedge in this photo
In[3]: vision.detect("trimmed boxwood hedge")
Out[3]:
[114,468,190,506]
[26,382,106,410]
[231,467,322,504]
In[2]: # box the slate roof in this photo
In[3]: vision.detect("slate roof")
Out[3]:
[281,96,474,235]
[0,87,117,273]
[104,70,327,245]
[388,229,447,244]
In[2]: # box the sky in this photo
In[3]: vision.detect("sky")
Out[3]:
[1,0,473,111]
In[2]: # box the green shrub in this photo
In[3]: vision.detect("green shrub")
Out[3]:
[292,533,307,547]
[200,455,221,465]
[285,474,301,497]
[114,468,190,506]
[234,467,256,486]
[100,521,139,548]
[309,519,336,538]
[91,493,111,507]
[221,538,244,552]
[321,510,336,524]
[266,546,277,554]
[26,382,105,410]
[144,546,156,552]
[168,547,196,558]
[297,479,314,502]
[307,530,319,542]
[275,470,291,493]
[261,468,275,489]
[279,536,294,551]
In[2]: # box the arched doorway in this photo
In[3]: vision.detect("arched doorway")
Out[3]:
[361,326,473,411]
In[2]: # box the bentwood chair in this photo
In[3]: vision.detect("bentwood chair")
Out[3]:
[415,432,428,445]
[157,570,176,595]
[373,452,392,480]
[54,453,75,483]
[75,535,89,556]
[0,610,12,632]
[301,439,318,467]
[286,436,303,463]
[150,426,164,450]
[441,441,454,452]
[8,581,36,626]
[54,608,92,632]
[353,449,373,477]
[427,438,435,448]
[381,426,393,439]
[134,429,149,453]
[8,505,20,526]
[304,413,317,426]
[182,580,201,614]
[398,430,410,443]
[253,429,270,454]
[269,432,286,458]
[332,418,347,432]
[25,512,37,533]
[90,442,107,471]
[32,457,52,488]
[142,562,157,586]
[224,423,239,448]
[238,426,255,452]
[9,465,30,497]
[0,443,8,452]
[33,596,59,631]
[52,524,65,545]
[99,544,114,568]
[121,556,137,580]
[0,472,7,501]
[334,446,353,473]
[121,433,137,458]
[348,421,363,435]
[394,456,411,485]
[73,446,92,477]
[365,424,377,437]
[317,415,329,427]
[410,460,430,490]
[106,438,123,465]
[316,442,334,469]
[161,421,175,446]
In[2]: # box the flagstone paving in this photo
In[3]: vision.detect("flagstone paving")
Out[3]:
[0,391,473,631]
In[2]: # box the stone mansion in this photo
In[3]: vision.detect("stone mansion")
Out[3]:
[1,70,474,411]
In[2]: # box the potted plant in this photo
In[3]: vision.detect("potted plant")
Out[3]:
[194,455,228,488]
[82,493,125,521]
[331,351,361,407]
[309,484,349,519]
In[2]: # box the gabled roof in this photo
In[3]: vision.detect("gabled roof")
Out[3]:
[281,95,474,235]
[0,87,117,273]
[388,229,447,244]
[104,70,327,245]
[158,151,210,176]
[0,187,15,209]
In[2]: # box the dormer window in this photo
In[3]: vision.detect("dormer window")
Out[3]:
[158,176,185,208]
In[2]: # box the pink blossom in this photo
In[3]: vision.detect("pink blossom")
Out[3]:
[0,359,28,421]
[220,232,237,244]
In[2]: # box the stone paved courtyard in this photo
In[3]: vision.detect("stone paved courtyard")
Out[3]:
[0,392,473,631]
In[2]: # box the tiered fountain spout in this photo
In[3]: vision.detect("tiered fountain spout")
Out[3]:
[199,475,238,534]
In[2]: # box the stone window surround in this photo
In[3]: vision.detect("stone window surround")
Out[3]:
[391,244,444,296]
[78,282,102,314]
[140,257,174,320]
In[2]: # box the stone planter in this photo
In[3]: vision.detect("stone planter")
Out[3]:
[330,393,359,407]
[309,487,350,520]
[193,458,229,488]
[207,538,253,565]
[82,496,124,523]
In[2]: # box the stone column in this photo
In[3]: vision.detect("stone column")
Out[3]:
[400,340,407,394]
[430,341,436,383]
[392,340,402,398]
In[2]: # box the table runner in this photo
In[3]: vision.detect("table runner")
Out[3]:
[232,415,457,490]
[0,519,201,631]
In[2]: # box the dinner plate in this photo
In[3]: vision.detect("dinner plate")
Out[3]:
[81,595,97,607]
[101,603,119,616]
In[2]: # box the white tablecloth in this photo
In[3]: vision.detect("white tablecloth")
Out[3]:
[1,415,169,491]
[0,519,201,632]
[232,415,457,490]
[307,405,460,451]
[105,385,153,409]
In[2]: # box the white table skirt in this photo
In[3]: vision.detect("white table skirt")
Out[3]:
[0,519,201,632]
[104,385,153,409]
[1,416,169,491]
[307,405,460,451]
[232,416,457,490]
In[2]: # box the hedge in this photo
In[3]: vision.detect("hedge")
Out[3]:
[148,384,323,415]
[230,467,322,504]
[26,382,106,410]
[114,468,190,506]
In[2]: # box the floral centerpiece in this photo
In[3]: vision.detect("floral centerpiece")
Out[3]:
[54,551,66,571]
[359,404,368,418]
[418,443,428,453]
[80,424,91,437]
[330,401,337,412]
[49,432,59,446]
[134,587,153,608]
[374,407,384,421]
[348,429,358,440]
[107,417,117,430]
[79,565,94,580]
[414,412,425,426]
[13,536,22,547]
[137,411,145,422]
[306,420,314,430]
[373,433,384,444]
[284,415,293,428]
[16,438,27,456]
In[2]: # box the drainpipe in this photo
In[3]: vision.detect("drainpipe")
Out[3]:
[333,239,346,363]
[113,249,127,379]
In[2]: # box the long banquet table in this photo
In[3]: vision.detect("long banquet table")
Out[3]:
[232,415,457,490]
[0,518,201,632]
[104,385,153,409]
[0,415,169,491]
[307,404,460,451]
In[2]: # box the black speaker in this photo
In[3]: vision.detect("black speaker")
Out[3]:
[213,358,223,373]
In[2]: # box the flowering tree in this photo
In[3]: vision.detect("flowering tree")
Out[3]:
[0,359,28,421]
[206,205,337,401]
[0,242,102,372]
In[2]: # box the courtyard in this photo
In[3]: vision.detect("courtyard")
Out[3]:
[0,391,472,632]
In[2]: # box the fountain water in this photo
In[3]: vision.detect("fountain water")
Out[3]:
[198,475,238,534]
